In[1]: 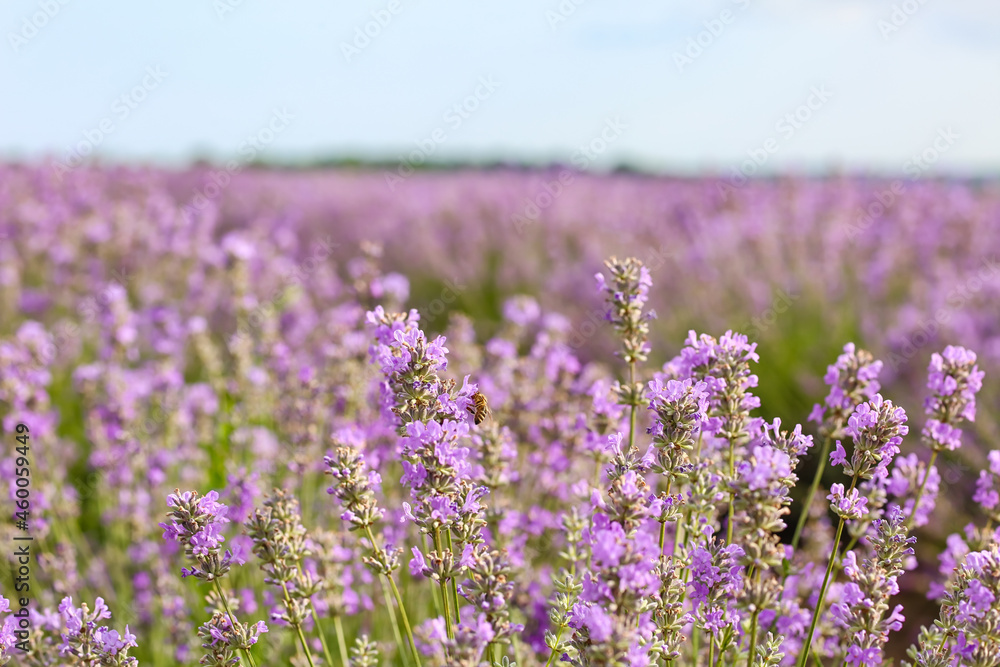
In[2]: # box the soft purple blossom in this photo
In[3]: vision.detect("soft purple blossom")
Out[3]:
[828,483,868,520]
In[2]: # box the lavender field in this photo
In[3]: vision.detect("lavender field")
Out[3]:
[2,163,1000,666]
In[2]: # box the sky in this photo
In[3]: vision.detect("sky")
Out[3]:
[2,0,999,176]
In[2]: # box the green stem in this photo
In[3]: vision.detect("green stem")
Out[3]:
[435,529,455,641]
[628,361,637,451]
[745,608,760,667]
[905,449,939,530]
[543,626,566,667]
[424,534,445,618]
[214,580,258,667]
[798,474,858,667]
[387,576,421,667]
[727,437,736,544]
[792,435,833,550]
[365,526,421,667]
[280,583,317,667]
[308,604,342,667]
[659,478,673,555]
[446,530,462,629]
[332,614,350,667]
[378,576,409,667]
[708,634,715,667]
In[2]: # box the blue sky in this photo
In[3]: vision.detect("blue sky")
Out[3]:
[2,0,999,175]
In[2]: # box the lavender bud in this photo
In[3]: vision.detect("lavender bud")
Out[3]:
[349,634,380,667]
[596,256,653,367]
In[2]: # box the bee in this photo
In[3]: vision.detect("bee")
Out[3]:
[468,390,493,425]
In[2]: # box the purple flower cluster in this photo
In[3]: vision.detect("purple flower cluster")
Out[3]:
[663,329,762,443]
[160,490,246,581]
[646,377,710,484]
[828,483,868,520]
[57,597,139,667]
[830,507,913,666]
[689,534,746,642]
[907,545,1000,665]
[922,345,984,452]
[884,453,941,527]
[973,452,1000,521]
[809,343,884,437]
[366,306,477,434]
[829,395,909,481]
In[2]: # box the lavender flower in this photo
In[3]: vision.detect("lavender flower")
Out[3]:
[689,532,746,650]
[884,453,941,528]
[366,306,477,434]
[325,444,386,532]
[665,329,761,444]
[57,597,139,667]
[197,613,269,667]
[418,613,496,667]
[923,346,985,451]
[730,439,794,569]
[457,544,523,648]
[595,256,654,367]
[905,545,1000,666]
[973,451,1000,522]
[245,490,323,630]
[646,377,710,485]
[794,344,884,551]
[160,489,246,581]
[809,343,883,438]
[904,345,985,529]
[325,444,401,576]
[830,506,914,666]
[565,450,661,667]
[828,483,868,520]
[828,395,908,481]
